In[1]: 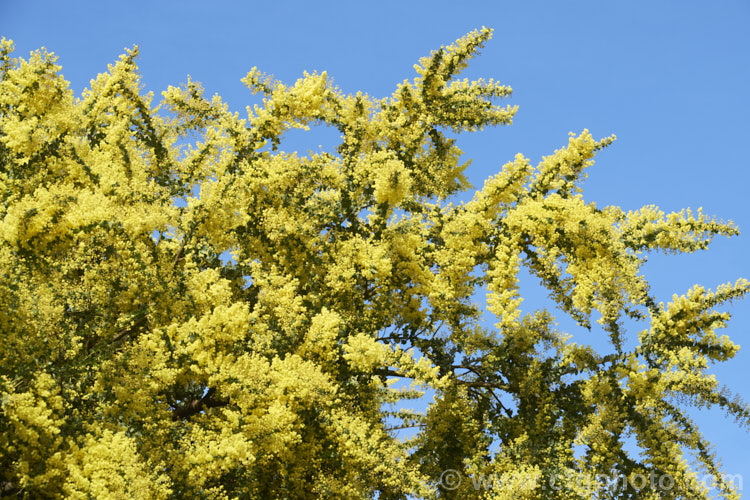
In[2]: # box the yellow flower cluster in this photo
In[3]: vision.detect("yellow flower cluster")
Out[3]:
[0,30,746,498]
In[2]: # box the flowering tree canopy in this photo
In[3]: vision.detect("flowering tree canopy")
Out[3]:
[0,29,747,498]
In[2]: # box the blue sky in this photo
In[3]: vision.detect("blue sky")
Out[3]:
[2,0,749,486]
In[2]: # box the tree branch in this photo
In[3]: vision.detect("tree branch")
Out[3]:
[373,368,411,379]
[171,387,228,421]
[385,423,426,432]
[111,314,149,344]
[456,380,510,391]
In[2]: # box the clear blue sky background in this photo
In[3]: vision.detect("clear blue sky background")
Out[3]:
[2,0,749,486]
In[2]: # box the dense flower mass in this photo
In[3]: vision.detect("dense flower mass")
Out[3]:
[0,29,747,498]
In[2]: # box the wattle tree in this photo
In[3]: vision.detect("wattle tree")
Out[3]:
[0,29,747,499]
